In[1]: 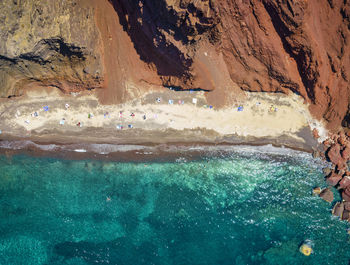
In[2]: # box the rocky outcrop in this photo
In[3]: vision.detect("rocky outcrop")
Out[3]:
[323,132,350,222]
[319,188,334,203]
[0,0,104,97]
[110,0,350,129]
[326,172,343,187]
[1,0,350,130]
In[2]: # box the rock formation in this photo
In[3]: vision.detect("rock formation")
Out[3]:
[323,132,350,222]
[319,188,334,203]
[0,0,350,130]
[0,0,104,97]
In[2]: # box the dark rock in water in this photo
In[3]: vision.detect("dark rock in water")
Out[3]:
[338,176,350,190]
[342,187,350,201]
[319,188,334,202]
[332,202,344,217]
[341,210,350,221]
[326,172,343,186]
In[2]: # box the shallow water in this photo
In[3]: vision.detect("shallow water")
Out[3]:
[0,147,349,264]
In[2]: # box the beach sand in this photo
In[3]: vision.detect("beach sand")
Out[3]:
[0,87,326,154]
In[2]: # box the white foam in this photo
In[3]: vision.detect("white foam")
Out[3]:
[73,149,87,153]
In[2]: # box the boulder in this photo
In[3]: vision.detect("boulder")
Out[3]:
[331,134,339,143]
[337,163,348,172]
[342,187,350,201]
[323,139,332,147]
[326,171,342,186]
[312,187,321,195]
[312,128,320,139]
[319,188,334,202]
[344,202,350,211]
[322,167,332,176]
[338,176,350,189]
[341,144,350,161]
[312,150,321,158]
[327,143,346,168]
[338,132,347,146]
[332,202,344,217]
[341,210,350,221]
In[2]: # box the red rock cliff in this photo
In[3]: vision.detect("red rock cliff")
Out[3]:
[1,0,349,131]
[107,0,350,131]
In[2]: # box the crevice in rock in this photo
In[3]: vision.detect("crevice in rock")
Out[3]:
[164,85,210,92]
[262,1,316,103]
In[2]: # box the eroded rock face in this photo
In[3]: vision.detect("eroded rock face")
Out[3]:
[1,0,350,130]
[0,0,103,97]
[111,0,350,129]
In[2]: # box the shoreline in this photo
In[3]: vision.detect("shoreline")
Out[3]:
[0,131,320,162]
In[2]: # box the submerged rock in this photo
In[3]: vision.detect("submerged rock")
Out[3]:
[332,202,344,217]
[319,188,334,203]
[299,240,314,256]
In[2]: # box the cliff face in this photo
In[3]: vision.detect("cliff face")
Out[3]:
[0,0,103,97]
[1,0,349,131]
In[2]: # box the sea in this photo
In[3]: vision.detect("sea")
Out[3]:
[0,145,350,265]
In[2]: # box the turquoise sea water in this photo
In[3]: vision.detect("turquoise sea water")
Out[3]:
[0,147,350,265]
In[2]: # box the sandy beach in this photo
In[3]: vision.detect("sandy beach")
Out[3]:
[0,87,326,156]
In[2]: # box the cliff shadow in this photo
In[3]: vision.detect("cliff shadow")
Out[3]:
[109,0,192,78]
